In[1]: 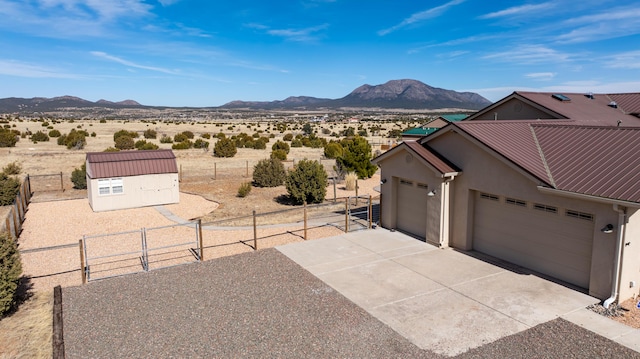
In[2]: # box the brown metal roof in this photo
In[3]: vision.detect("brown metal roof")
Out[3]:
[447,121,640,203]
[86,149,178,179]
[453,121,552,185]
[467,91,640,127]
[532,125,640,203]
[606,93,640,115]
[372,141,460,176]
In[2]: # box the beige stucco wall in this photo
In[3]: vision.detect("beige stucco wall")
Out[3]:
[377,148,444,244]
[88,173,179,212]
[426,131,622,300]
[471,98,556,120]
[620,209,640,301]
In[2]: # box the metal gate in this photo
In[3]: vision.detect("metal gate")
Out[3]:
[80,221,203,282]
[345,195,373,232]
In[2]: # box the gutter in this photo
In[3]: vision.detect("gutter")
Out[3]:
[536,186,640,209]
[603,204,626,309]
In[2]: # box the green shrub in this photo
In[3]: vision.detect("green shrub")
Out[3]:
[324,142,343,159]
[91,132,96,137]
[48,129,61,137]
[0,130,18,147]
[237,182,252,198]
[336,136,377,179]
[194,139,209,149]
[99,119,107,123]
[174,133,188,143]
[253,137,268,150]
[160,134,173,143]
[285,159,327,205]
[291,139,302,147]
[2,162,21,175]
[113,129,138,141]
[30,131,49,142]
[114,135,135,150]
[283,133,293,141]
[172,140,193,150]
[63,130,86,149]
[0,231,22,316]
[41,121,49,127]
[253,158,286,187]
[103,147,120,152]
[201,133,211,139]
[138,142,159,150]
[181,130,194,139]
[272,140,290,154]
[213,138,237,158]
[143,129,157,139]
[71,163,87,189]
[0,173,20,206]
[271,149,287,161]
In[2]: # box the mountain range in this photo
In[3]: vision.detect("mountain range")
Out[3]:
[0,80,491,113]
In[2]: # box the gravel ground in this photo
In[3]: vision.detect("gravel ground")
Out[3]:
[61,249,640,359]
[62,248,433,359]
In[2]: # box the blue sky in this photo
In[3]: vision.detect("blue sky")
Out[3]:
[1,0,639,107]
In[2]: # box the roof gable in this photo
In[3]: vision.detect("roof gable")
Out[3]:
[86,149,178,179]
[372,141,460,177]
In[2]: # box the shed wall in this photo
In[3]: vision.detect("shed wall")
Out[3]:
[88,173,179,212]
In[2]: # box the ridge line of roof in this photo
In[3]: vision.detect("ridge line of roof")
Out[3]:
[529,125,556,188]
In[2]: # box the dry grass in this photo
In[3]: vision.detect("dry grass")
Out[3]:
[0,291,53,359]
[613,297,640,329]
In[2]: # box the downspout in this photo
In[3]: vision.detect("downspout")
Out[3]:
[603,204,626,309]
[439,175,455,247]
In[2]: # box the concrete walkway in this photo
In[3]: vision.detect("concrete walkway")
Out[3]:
[277,228,640,356]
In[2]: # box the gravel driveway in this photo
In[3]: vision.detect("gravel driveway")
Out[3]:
[62,249,640,358]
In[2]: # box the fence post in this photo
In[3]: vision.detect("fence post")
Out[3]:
[368,195,372,229]
[252,210,257,250]
[344,198,349,233]
[198,219,204,261]
[180,164,183,182]
[355,179,359,205]
[11,206,19,238]
[79,239,86,284]
[60,172,63,191]
[214,163,217,180]
[303,201,308,240]
[246,160,249,177]
[333,178,337,203]
[26,174,32,201]
[5,217,10,238]
[52,285,65,359]
[141,228,148,271]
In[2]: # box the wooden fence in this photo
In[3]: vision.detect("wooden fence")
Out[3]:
[2,176,32,240]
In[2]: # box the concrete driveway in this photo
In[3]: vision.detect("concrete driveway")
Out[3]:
[277,228,603,356]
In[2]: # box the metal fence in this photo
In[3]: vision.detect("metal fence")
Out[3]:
[79,220,203,282]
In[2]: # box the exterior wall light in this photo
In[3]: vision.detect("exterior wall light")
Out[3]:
[427,190,436,197]
[380,178,387,185]
[601,224,614,234]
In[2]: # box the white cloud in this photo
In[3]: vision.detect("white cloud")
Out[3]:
[482,45,571,65]
[604,51,640,69]
[478,3,555,19]
[261,24,329,42]
[91,51,179,74]
[555,6,640,43]
[0,59,81,78]
[378,0,466,36]
[525,72,556,81]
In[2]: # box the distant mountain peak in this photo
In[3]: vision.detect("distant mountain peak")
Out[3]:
[220,79,490,110]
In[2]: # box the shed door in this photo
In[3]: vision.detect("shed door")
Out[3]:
[473,192,593,288]
[396,179,428,240]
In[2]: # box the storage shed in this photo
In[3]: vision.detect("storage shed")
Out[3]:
[86,149,179,212]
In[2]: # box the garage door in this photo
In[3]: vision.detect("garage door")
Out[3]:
[473,192,593,288]
[396,179,428,240]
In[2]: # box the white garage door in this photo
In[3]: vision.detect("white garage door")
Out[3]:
[396,179,428,240]
[473,192,593,288]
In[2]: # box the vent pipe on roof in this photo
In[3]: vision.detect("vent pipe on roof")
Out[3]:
[494,112,497,121]
[609,101,618,108]
[585,92,594,99]
[617,120,622,127]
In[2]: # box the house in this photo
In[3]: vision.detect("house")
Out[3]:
[373,91,640,306]
[86,149,179,212]
[401,114,468,141]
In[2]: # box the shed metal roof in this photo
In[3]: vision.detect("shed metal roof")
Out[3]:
[86,149,178,179]
[439,114,468,122]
